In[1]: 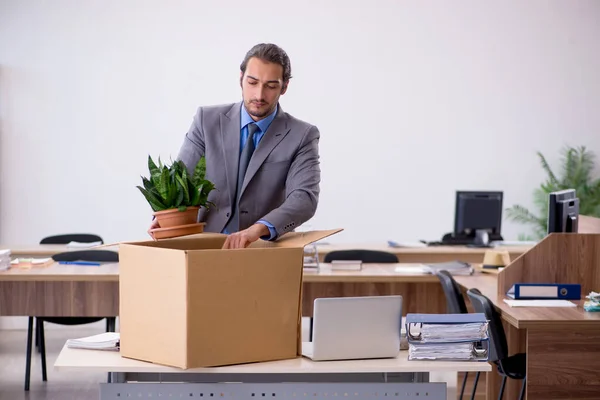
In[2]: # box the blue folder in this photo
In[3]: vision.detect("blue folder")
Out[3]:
[506,283,581,300]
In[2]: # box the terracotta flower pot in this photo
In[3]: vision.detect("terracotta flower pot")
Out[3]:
[153,206,200,229]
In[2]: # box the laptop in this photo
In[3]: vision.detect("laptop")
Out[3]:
[302,295,403,361]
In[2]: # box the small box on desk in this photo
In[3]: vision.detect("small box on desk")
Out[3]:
[115,229,341,369]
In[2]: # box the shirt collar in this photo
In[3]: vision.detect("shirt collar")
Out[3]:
[240,103,278,133]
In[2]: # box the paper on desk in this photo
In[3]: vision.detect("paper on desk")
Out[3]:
[67,241,103,248]
[503,299,576,307]
[10,257,53,268]
[66,332,120,351]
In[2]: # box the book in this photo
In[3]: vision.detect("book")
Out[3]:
[66,332,120,351]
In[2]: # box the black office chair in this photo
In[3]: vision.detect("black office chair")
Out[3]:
[435,270,480,399]
[39,233,103,245]
[24,246,118,391]
[323,249,399,264]
[466,288,527,400]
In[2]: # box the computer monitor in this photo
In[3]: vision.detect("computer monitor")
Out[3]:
[453,191,504,244]
[547,189,579,234]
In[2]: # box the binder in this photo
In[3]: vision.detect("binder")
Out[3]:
[506,283,581,300]
[405,313,489,361]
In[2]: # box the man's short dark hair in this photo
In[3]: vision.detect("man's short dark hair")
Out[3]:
[240,43,292,85]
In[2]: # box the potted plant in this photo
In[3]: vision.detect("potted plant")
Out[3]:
[506,145,600,239]
[137,155,216,231]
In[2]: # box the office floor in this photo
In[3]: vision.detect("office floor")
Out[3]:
[0,322,485,400]
[0,328,104,400]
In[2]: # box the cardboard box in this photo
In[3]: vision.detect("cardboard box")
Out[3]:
[116,229,341,369]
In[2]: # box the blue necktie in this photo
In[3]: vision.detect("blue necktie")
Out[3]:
[225,123,260,232]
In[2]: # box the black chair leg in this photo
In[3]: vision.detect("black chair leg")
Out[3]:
[498,375,507,400]
[106,317,116,383]
[39,319,47,381]
[459,371,468,399]
[106,317,116,332]
[35,319,40,352]
[469,371,480,400]
[24,317,34,391]
[519,377,526,400]
[309,317,314,342]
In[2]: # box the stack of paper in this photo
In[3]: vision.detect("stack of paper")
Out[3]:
[10,257,53,268]
[66,241,103,248]
[0,249,10,271]
[66,332,120,351]
[303,244,319,269]
[424,261,474,276]
[406,313,489,361]
[409,342,475,360]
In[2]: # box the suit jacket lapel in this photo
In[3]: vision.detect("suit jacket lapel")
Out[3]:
[240,109,291,195]
[220,103,242,207]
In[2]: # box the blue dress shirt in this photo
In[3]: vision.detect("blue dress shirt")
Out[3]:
[221,104,278,240]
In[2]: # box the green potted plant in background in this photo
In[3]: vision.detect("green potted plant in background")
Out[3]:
[506,145,600,240]
[137,155,216,237]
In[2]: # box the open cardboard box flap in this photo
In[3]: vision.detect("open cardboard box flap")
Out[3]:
[97,228,342,251]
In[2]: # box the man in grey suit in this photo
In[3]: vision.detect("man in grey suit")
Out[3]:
[150,43,321,249]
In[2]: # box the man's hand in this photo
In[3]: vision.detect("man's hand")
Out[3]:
[148,218,160,240]
[222,223,270,249]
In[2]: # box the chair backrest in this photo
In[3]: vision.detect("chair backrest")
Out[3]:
[40,234,104,245]
[435,270,468,314]
[52,250,118,262]
[324,249,399,263]
[466,288,508,363]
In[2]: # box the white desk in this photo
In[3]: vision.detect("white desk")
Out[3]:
[55,344,491,400]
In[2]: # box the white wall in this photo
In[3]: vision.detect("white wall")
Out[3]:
[1,0,599,247]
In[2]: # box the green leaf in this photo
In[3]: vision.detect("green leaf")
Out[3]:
[137,186,167,212]
[175,174,190,204]
[157,167,170,201]
[537,151,559,187]
[141,176,153,192]
[192,157,207,187]
[148,155,160,177]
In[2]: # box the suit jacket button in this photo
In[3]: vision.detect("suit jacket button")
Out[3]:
[226,212,230,217]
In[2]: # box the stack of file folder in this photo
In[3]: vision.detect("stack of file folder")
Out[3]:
[405,313,489,361]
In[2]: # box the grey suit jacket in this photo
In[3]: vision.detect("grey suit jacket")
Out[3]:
[177,101,321,237]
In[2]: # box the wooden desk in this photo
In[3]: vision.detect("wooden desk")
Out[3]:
[1,242,532,264]
[55,345,490,400]
[454,274,600,400]
[55,345,490,374]
[0,262,119,317]
[0,244,70,257]
[0,263,442,317]
[7,260,596,399]
[315,243,531,264]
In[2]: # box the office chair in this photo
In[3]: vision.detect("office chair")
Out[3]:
[323,249,399,264]
[24,246,117,391]
[466,288,527,400]
[435,270,479,399]
[39,233,103,245]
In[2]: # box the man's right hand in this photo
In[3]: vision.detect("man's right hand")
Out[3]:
[148,218,160,240]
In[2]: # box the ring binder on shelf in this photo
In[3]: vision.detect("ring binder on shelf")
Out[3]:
[506,283,581,300]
